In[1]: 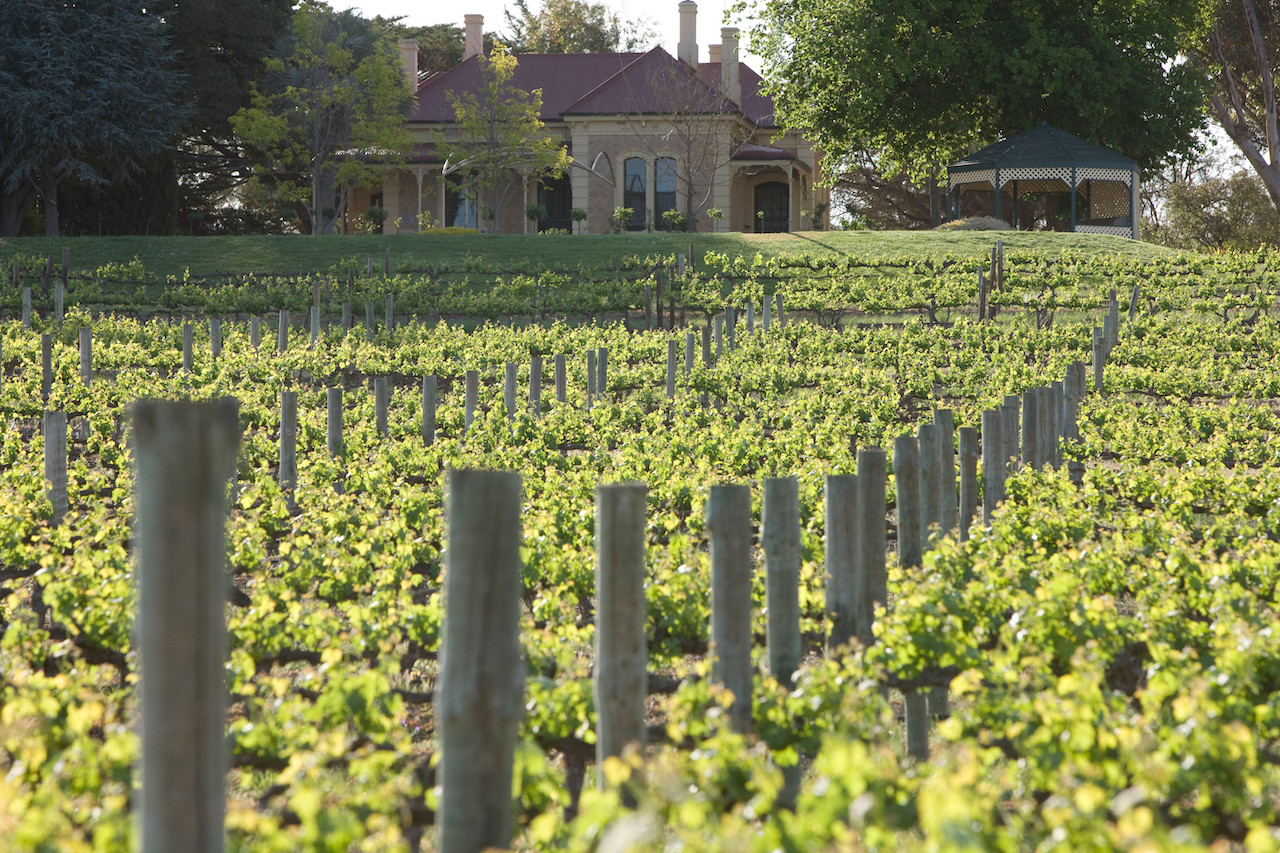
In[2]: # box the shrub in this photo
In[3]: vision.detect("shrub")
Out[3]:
[609,206,634,234]
[936,216,1013,231]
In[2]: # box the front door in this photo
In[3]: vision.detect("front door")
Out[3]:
[754,182,789,233]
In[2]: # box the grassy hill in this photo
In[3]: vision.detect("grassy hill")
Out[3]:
[0,229,1176,279]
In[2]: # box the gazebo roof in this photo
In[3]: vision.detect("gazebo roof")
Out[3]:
[949,122,1137,174]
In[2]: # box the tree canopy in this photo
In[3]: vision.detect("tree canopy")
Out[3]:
[0,0,185,236]
[438,44,569,233]
[232,2,413,235]
[502,0,655,54]
[748,0,1209,184]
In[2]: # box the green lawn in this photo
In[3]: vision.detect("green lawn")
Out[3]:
[0,229,1175,279]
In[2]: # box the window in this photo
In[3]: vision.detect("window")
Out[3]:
[623,157,646,231]
[655,157,677,228]
[445,177,477,229]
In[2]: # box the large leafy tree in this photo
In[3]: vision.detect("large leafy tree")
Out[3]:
[232,2,413,235]
[0,0,184,236]
[438,44,569,233]
[749,0,1208,186]
[1190,0,1280,212]
[503,0,655,53]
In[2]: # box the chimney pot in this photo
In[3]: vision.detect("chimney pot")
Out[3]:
[464,14,484,61]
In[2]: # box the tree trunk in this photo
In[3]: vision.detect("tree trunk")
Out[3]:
[0,182,36,237]
[41,160,60,237]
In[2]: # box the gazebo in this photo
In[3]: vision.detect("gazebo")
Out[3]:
[946,123,1141,238]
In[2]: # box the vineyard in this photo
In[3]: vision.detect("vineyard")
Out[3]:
[2,234,1280,851]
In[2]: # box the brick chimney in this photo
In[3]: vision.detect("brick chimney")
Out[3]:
[398,38,419,90]
[677,1,698,66]
[464,14,484,61]
[720,27,740,106]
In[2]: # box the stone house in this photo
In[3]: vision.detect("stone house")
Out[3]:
[357,1,826,234]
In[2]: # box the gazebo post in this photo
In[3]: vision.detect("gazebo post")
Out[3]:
[994,167,1001,222]
[1070,167,1077,233]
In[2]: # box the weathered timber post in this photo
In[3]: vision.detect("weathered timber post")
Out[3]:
[934,409,957,535]
[384,247,391,278]
[464,370,478,435]
[80,326,92,387]
[44,411,68,525]
[41,333,52,402]
[375,377,390,437]
[745,302,755,334]
[365,301,374,342]
[707,484,754,733]
[726,306,736,351]
[1021,388,1040,470]
[594,483,648,772]
[183,323,194,374]
[1002,394,1020,474]
[1092,326,1106,396]
[529,355,542,417]
[597,347,608,399]
[132,398,239,853]
[701,323,711,365]
[856,448,887,649]
[55,279,64,328]
[958,427,978,542]
[385,294,394,334]
[504,362,518,421]
[906,692,930,760]
[250,317,260,351]
[276,310,289,354]
[342,303,353,334]
[437,469,524,853]
[586,349,597,406]
[1128,283,1141,322]
[310,306,321,348]
[713,315,723,360]
[917,422,940,546]
[775,293,785,328]
[666,339,678,399]
[824,474,858,654]
[981,410,1004,525]
[1050,381,1065,469]
[327,388,343,457]
[762,295,772,331]
[422,376,436,446]
[684,332,695,378]
[645,284,653,329]
[763,475,801,807]
[1107,288,1120,347]
[279,391,297,493]
[22,286,31,328]
[554,354,566,404]
[894,434,929,757]
[210,318,222,360]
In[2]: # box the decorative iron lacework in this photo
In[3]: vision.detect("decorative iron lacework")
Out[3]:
[1074,167,1133,186]
[1077,224,1132,237]
[948,169,995,190]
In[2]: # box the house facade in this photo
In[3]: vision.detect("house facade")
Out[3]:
[361,2,826,234]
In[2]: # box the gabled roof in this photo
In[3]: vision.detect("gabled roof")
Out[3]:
[410,47,776,127]
[949,122,1138,172]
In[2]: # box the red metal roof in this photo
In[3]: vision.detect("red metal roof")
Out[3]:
[411,47,777,127]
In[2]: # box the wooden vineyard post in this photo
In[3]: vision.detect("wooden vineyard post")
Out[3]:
[279,391,297,493]
[464,370,478,435]
[597,347,608,400]
[554,354,566,404]
[1107,288,1120,347]
[1021,388,1040,470]
[183,323,194,374]
[655,274,664,329]
[41,334,52,402]
[762,295,772,331]
[707,484,753,733]
[310,306,321,348]
[981,409,1004,525]
[1065,362,1086,485]
[645,284,653,330]
[917,423,940,546]
[384,247,390,278]
[1092,327,1106,396]
[250,316,260,351]
[422,376,436,446]
[1002,394,1020,474]
[713,315,723,360]
[666,339,678,399]
[365,302,375,342]
[327,388,343,457]
[375,377,390,437]
[342,303,353,335]
[437,469,524,853]
[726,306,736,351]
[824,474,858,654]
[763,475,801,807]
[745,302,755,334]
[1128,283,1142,322]
[80,326,92,387]
[132,398,239,853]
[210,318,222,360]
[385,294,394,334]
[44,411,68,525]
[586,349,597,406]
[934,409,957,536]
[893,434,929,758]
[684,332,695,378]
[593,483,648,773]
[529,355,542,418]
[55,277,64,328]
[856,448,887,649]
[276,310,289,354]
[1050,381,1065,469]
[958,427,978,541]
[22,286,32,329]
[504,362,518,421]
[977,269,988,323]
[775,293,785,328]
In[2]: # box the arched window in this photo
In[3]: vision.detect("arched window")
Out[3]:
[655,157,677,228]
[623,157,646,231]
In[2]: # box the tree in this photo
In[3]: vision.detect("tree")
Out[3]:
[0,0,185,236]
[502,0,655,54]
[1152,169,1280,250]
[749,0,1208,187]
[438,44,569,233]
[232,2,413,235]
[1190,0,1280,212]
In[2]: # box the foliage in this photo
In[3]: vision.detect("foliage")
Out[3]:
[1152,169,1280,251]
[747,0,1209,184]
[231,2,413,236]
[0,0,185,237]
[502,0,655,53]
[609,207,635,234]
[437,44,569,235]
